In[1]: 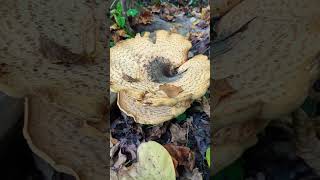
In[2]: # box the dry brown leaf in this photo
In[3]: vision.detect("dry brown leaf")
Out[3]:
[138,10,153,25]
[113,151,127,170]
[164,144,195,172]
[150,5,161,13]
[110,23,120,31]
[116,29,128,37]
[112,33,121,43]
[163,14,175,21]
[181,168,203,180]
[111,136,119,145]
[201,6,210,21]
[159,84,183,98]
[170,124,187,144]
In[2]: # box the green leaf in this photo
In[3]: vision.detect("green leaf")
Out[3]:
[116,1,123,14]
[114,15,125,28]
[110,9,117,15]
[206,147,210,167]
[175,113,187,122]
[127,9,139,17]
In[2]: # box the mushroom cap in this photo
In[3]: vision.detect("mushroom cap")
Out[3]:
[23,97,107,180]
[0,0,107,120]
[212,0,320,174]
[111,30,210,107]
[213,0,320,127]
[117,91,191,124]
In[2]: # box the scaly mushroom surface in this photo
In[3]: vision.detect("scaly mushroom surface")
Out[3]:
[213,0,320,174]
[111,30,210,124]
[0,1,108,180]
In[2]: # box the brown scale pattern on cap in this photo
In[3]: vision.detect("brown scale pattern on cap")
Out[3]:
[212,0,320,174]
[111,30,210,124]
[0,1,108,180]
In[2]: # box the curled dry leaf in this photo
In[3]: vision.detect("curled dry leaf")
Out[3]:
[181,168,203,180]
[138,10,153,25]
[201,6,210,21]
[164,144,195,172]
[113,151,127,170]
[170,123,187,144]
[150,5,161,13]
[110,23,120,31]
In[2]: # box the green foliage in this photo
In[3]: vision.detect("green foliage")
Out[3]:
[111,2,125,28]
[116,1,123,14]
[206,147,210,167]
[115,15,126,28]
[127,8,139,17]
[110,1,140,37]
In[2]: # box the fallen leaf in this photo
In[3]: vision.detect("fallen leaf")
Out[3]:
[113,150,127,170]
[110,23,120,31]
[163,14,175,21]
[159,84,183,98]
[116,29,128,37]
[110,141,120,158]
[112,33,121,43]
[116,141,176,180]
[181,168,203,180]
[150,5,161,13]
[164,144,195,172]
[206,147,210,167]
[145,123,168,141]
[190,112,210,158]
[111,136,119,145]
[201,6,210,21]
[138,10,153,25]
[170,124,187,144]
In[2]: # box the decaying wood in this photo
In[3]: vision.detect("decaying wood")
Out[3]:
[213,0,320,174]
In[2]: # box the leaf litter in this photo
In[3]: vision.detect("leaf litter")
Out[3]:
[111,108,210,179]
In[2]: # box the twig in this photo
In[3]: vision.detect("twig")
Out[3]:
[110,0,117,9]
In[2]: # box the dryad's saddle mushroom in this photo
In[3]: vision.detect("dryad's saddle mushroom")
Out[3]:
[0,1,107,180]
[213,0,320,174]
[110,30,210,124]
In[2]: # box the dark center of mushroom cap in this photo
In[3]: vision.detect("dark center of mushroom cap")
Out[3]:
[145,56,180,83]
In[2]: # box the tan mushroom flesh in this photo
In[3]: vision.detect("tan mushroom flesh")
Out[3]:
[111,30,210,124]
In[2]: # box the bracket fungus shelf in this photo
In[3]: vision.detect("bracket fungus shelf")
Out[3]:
[110,30,210,124]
